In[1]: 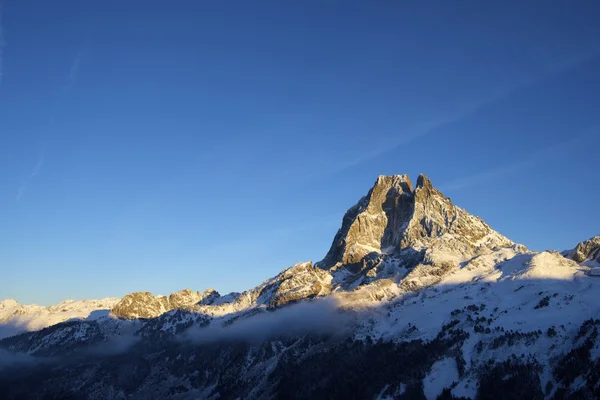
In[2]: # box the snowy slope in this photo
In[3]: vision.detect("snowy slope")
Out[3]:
[343,248,600,398]
[0,174,598,399]
[0,297,119,339]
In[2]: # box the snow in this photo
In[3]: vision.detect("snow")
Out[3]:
[1,218,598,398]
[452,377,477,399]
[0,297,120,339]
[1,174,597,398]
[423,357,459,400]
[333,246,600,396]
[585,266,600,275]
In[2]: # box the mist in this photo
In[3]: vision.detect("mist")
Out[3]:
[0,330,140,374]
[83,332,141,357]
[184,298,357,344]
[0,349,45,371]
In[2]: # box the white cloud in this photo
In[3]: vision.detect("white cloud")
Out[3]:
[184,298,355,344]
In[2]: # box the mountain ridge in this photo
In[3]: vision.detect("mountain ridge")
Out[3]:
[1,174,594,336]
[1,174,599,399]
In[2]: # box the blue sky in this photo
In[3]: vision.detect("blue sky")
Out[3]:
[1,1,599,305]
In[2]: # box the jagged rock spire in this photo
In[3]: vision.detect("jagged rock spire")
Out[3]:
[318,175,414,268]
[318,174,513,269]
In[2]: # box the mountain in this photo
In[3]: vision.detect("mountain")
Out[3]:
[563,234,600,267]
[110,289,219,320]
[318,174,512,270]
[0,297,119,340]
[1,174,599,400]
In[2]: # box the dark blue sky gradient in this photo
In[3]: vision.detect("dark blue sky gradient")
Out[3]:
[1,1,599,304]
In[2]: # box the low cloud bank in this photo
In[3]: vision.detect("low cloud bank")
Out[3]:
[184,298,356,344]
[0,331,140,372]
[84,332,141,357]
[0,349,44,371]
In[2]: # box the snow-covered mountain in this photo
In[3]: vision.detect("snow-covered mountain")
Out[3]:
[0,297,119,340]
[1,174,599,400]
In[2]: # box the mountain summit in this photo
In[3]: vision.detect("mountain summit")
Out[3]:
[319,174,513,270]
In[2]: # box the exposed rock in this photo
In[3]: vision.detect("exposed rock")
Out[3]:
[564,234,600,265]
[168,289,203,309]
[111,288,225,320]
[110,292,171,320]
[199,289,220,305]
[319,175,415,269]
[266,261,332,309]
[318,174,514,271]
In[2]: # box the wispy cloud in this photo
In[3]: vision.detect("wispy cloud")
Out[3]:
[16,52,82,201]
[438,128,598,192]
[63,51,81,96]
[329,49,600,177]
[15,182,25,201]
[16,148,45,201]
[30,152,45,178]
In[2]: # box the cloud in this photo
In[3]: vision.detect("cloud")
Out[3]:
[0,349,41,371]
[15,51,82,201]
[62,51,82,98]
[83,332,141,357]
[15,149,45,201]
[329,49,600,176]
[30,152,45,178]
[184,298,356,344]
[15,181,26,201]
[438,130,597,192]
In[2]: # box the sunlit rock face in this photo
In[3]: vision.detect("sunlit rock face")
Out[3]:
[564,234,600,265]
[110,289,214,320]
[318,174,514,271]
[265,261,332,309]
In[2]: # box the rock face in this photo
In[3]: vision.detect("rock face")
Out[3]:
[264,261,332,309]
[318,174,513,270]
[564,234,600,265]
[111,289,218,320]
[110,292,171,320]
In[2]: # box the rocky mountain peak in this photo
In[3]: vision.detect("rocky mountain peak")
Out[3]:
[564,234,600,265]
[374,174,413,192]
[111,289,219,320]
[318,174,513,270]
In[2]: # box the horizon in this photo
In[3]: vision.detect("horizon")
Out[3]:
[2,1,600,305]
[2,171,597,307]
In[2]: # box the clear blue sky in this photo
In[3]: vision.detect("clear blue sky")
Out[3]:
[1,1,599,305]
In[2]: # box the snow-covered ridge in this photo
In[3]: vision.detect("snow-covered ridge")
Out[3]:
[0,297,119,339]
[1,173,599,399]
[2,174,593,341]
